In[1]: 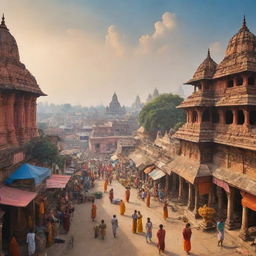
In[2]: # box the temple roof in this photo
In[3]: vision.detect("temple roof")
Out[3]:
[186,49,217,84]
[214,17,256,78]
[0,15,45,96]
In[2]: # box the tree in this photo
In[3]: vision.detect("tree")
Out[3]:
[138,93,185,135]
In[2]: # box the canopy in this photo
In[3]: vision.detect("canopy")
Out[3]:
[0,186,37,207]
[241,192,256,211]
[148,169,166,181]
[46,174,71,189]
[144,165,155,174]
[6,164,51,185]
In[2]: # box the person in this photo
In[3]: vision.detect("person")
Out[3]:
[111,215,118,238]
[104,179,108,193]
[9,235,21,256]
[157,224,166,255]
[26,229,36,256]
[120,200,126,215]
[99,220,107,240]
[183,223,192,255]
[109,188,114,203]
[145,218,153,243]
[132,210,138,233]
[63,209,71,233]
[91,201,97,221]
[137,211,143,233]
[217,219,225,247]
[146,192,151,207]
[47,221,54,247]
[163,202,168,220]
[125,188,130,203]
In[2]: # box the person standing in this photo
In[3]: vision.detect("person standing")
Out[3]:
[137,211,143,233]
[125,188,130,203]
[157,224,166,255]
[9,235,21,256]
[145,218,153,243]
[182,223,192,255]
[91,201,97,222]
[217,219,225,247]
[111,215,118,238]
[26,229,36,256]
[146,192,151,208]
[109,188,114,203]
[104,179,108,193]
[119,200,126,215]
[99,220,107,240]
[163,202,168,220]
[132,210,138,233]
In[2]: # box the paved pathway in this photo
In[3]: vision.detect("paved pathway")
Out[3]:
[56,179,242,256]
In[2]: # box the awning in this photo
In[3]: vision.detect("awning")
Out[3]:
[241,192,256,211]
[128,150,153,168]
[6,164,51,185]
[212,167,256,196]
[46,175,71,189]
[165,156,211,184]
[213,177,230,193]
[144,165,155,174]
[0,186,37,207]
[148,168,166,181]
[154,158,172,175]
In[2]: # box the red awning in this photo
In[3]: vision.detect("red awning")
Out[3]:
[0,186,37,207]
[241,192,256,211]
[46,174,71,189]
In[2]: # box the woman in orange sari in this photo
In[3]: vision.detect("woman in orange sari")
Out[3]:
[119,200,126,215]
[163,202,168,220]
[9,236,21,256]
[125,189,130,203]
[104,180,108,193]
[146,192,151,207]
[183,223,192,255]
[91,201,97,221]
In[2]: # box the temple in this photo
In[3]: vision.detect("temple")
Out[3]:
[105,93,126,117]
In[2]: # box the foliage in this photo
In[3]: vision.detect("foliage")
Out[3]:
[138,93,185,134]
[26,136,59,166]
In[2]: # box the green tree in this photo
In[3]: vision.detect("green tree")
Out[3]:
[138,93,185,135]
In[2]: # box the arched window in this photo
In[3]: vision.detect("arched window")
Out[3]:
[249,110,256,125]
[202,109,210,122]
[237,110,245,125]
[212,110,219,123]
[225,110,233,124]
[192,111,198,123]
[227,80,234,88]
[248,76,255,86]
[237,77,243,86]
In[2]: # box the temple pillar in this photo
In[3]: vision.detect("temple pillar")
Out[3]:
[239,206,249,241]
[24,96,32,140]
[226,188,235,230]
[232,109,237,125]
[5,93,17,144]
[15,95,26,144]
[187,183,194,210]
[218,109,225,124]
[243,108,249,127]
[216,187,224,214]
[198,109,203,123]
[193,185,200,217]
[171,174,177,195]
[165,175,169,196]
[0,94,7,146]
[178,176,184,200]
[207,184,214,207]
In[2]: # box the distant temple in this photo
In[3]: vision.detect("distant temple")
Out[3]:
[131,95,143,113]
[106,93,126,116]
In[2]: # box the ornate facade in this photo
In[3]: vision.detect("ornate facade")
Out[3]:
[105,93,126,117]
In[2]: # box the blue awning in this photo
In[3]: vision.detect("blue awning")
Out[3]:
[6,164,51,185]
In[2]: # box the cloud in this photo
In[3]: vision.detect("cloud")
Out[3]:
[105,25,125,57]
[138,12,176,54]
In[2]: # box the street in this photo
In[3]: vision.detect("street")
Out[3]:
[61,179,240,256]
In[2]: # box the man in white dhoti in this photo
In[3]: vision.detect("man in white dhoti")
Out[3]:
[111,215,118,238]
[26,229,36,256]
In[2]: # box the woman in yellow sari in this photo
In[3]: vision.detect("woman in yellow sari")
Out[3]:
[146,192,151,208]
[137,211,143,233]
[104,180,108,193]
[119,200,126,215]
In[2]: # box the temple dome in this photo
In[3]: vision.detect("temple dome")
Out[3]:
[0,15,45,95]
[214,17,256,78]
[186,50,217,84]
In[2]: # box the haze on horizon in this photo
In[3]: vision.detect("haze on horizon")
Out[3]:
[2,0,256,106]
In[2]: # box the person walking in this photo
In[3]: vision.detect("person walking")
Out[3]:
[157,224,166,255]
[125,188,130,203]
[109,188,114,203]
[104,179,108,193]
[182,223,192,255]
[91,201,97,222]
[26,229,36,256]
[111,215,118,238]
[99,220,107,240]
[132,210,138,233]
[145,218,153,243]
[217,219,225,247]
[137,211,143,233]
[163,201,168,220]
[119,200,126,215]
[146,192,151,208]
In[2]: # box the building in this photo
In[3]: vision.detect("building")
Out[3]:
[105,93,126,117]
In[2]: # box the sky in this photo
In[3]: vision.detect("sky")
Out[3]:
[2,0,256,106]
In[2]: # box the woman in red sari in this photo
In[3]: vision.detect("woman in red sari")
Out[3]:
[109,188,114,203]
[182,223,192,255]
[9,235,21,256]
[125,188,130,203]
[157,224,166,255]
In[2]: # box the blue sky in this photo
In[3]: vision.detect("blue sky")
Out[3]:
[2,0,256,105]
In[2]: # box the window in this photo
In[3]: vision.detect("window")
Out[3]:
[202,110,210,122]
[225,110,233,124]
[192,111,198,123]
[237,77,243,86]
[237,110,245,125]
[248,76,255,86]
[212,110,219,123]
[249,110,256,125]
[227,80,234,88]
